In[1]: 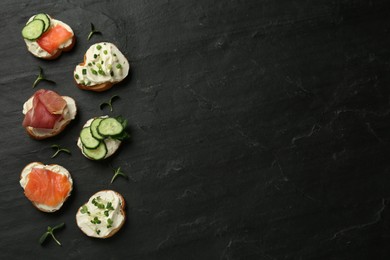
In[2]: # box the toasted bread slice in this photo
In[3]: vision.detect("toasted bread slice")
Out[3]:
[20,162,73,213]
[74,42,129,92]
[23,94,77,140]
[76,190,126,238]
[77,116,122,160]
[23,14,75,60]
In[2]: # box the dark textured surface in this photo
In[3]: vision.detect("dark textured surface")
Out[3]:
[1,0,390,259]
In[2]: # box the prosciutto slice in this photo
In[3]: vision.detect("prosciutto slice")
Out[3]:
[23,89,66,129]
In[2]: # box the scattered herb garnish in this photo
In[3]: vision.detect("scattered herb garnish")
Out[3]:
[91,217,101,224]
[33,66,56,88]
[96,229,101,235]
[106,202,114,211]
[51,144,71,158]
[100,95,120,112]
[80,205,90,215]
[87,23,102,40]
[92,197,105,209]
[107,218,113,228]
[39,223,65,246]
[110,166,128,184]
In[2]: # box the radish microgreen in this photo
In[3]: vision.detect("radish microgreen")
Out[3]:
[33,66,55,88]
[87,23,102,40]
[39,223,65,246]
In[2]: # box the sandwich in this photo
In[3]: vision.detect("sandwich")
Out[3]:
[22,13,75,60]
[77,115,129,160]
[20,162,73,213]
[22,89,77,139]
[74,42,129,92]
[76,190,126,238]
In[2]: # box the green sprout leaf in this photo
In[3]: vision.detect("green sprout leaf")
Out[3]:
[39,223,65,246]
[110,166,128,184]
[33,66,56,88]
[87,23,102,41]
[51,144,71,158]
[100,95,120,112]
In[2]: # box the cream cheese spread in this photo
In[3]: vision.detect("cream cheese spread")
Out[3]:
[76,190,125,238]
[74,42,129,87]
[24,15,74,58]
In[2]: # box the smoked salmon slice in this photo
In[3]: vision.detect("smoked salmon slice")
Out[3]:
[36,25,73,54]
[23,89,65,129]
[24,168,71,207]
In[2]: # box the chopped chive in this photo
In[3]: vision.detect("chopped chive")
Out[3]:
[98,69,106,76]
[113,53,117,56]
[101,60,104,64]
[96,45,102,50]
[110,71,114,77]
[103,50,108,55]
[82,69,87,75]
[94,54,98,59]
[91,69,98,75]
[88,62,92,66]
[75,74,79,79]
[116,64,122,69]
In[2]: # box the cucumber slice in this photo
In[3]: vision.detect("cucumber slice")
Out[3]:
[97,118,124,136]
[80,127,100,149]
[90,118,105,140]
[83,142,107,160]
[33,13,51,32]
[22,19,45,40]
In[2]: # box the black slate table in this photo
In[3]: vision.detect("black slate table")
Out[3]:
[1,0,390,259]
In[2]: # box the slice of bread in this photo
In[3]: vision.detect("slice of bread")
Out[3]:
[76,190,126,238]
[74,42,129,92]
[77,116,122,160]
[23,95,77,140]
[23,15,75,60]
[20,162,73,213]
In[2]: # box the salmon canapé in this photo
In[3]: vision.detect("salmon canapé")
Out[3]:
[36,24,73,54]
[24,167,71,207]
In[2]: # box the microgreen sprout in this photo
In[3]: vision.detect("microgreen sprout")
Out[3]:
[87,23,102,40]
[51,144,71,158]
[39,223,65,246]
[110,166,128,184]
[33,67,56,88]
[100,95,120,112]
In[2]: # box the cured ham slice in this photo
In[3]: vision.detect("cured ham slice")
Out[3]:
[38,89,66,114]
[22,89,65,129]
[36,25,73,54]
[24,168,71,207]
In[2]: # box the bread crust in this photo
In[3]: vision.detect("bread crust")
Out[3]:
[76,190,126,238]
[20,162,73,213]
[23,95,77,140]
